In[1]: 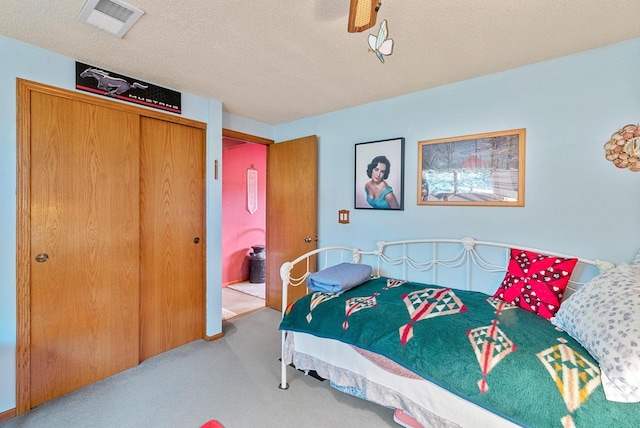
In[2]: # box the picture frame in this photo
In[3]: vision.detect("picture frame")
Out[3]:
[418,129,525,206]
[355,137,405,210]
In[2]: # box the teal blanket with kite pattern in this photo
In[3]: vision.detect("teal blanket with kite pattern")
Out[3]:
[279,277,640,427]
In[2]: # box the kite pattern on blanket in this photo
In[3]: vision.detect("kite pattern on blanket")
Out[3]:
[399,287,467,346]
[280,277,640,428]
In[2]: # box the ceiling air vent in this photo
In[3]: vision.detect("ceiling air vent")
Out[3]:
[77,0,144,38]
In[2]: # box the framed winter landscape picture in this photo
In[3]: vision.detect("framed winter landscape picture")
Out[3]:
[418,129,525,207]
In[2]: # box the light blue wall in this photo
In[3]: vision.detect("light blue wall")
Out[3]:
[205,99,223,337]
[222,112,274,140]
[0,36,226,412]
[275,38,640,265]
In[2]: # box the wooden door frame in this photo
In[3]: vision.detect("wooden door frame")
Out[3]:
[16,79,207,414]
[222,129,273,146]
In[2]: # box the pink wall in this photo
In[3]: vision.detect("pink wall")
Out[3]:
[221,141,267,285]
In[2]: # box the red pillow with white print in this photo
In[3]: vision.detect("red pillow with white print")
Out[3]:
[493,248,578,319]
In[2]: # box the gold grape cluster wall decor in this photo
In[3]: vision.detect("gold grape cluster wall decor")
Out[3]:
[604,124,640,172]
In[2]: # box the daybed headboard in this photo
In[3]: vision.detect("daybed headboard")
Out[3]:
[279,237,615,315]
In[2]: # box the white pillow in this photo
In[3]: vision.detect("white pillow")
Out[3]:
[551,263,640,402]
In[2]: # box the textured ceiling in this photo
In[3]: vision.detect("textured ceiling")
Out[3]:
[2,1,640,125]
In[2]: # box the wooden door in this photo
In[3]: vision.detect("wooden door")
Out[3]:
[28,91,140,407]
[139,117,205,361]
[266,135,318,311]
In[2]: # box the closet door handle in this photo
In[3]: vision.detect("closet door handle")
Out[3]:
[35,253,49,263]
[193,237,200,244]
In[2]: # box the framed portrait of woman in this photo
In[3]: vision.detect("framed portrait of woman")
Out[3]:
[354,137,405,210]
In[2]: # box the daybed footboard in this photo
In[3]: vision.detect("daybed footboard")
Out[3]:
[278,245,365,389]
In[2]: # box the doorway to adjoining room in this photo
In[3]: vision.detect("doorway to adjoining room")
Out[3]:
[221,137,267,319]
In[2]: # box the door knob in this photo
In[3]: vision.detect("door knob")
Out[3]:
[35,253,49,263]
[193,237,200,244]
[304,236,312,243]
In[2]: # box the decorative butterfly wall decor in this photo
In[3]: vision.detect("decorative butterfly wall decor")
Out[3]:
[368,19,393,63]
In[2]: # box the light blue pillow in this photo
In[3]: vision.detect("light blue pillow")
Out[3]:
[307,263,372,294]
[551,263,640,402]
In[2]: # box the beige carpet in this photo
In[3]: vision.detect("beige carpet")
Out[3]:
[0,309,396,427]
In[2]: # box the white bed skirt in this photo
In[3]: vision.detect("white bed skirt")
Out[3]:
[284,331,519,428]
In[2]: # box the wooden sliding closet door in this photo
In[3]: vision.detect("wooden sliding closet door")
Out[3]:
[139,117,205,361]
[29,91,140,407]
